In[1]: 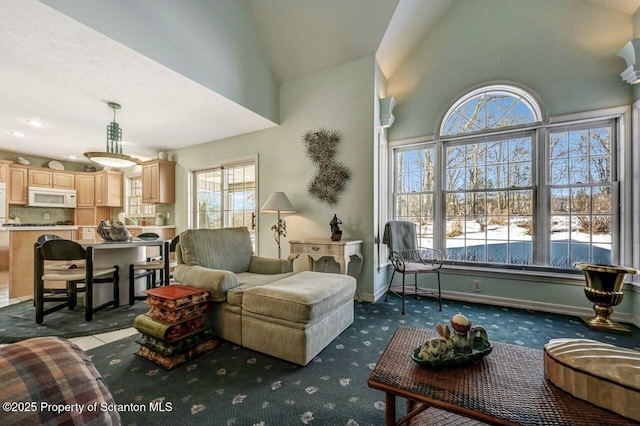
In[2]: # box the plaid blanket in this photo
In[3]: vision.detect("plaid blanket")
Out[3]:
[0,337,121,425]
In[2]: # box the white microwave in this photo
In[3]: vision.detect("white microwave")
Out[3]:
[28,187,77,208]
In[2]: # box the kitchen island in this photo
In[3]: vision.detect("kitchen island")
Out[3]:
[3,225,175,300]
[75,238,170,306]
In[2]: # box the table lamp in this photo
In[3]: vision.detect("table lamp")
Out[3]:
[261,192,296,258]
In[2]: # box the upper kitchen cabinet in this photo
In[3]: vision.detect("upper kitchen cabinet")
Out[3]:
[95,170,123,207]
[8,165,27,204]
[142,159,175,204]
[0,159,11,182]
[28,169,52,187]
[52,172,75,189]
[75,173,95,207]
[28,169,75,189]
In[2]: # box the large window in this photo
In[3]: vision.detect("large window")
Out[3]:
[192,160,256,246]
[444,133,534,265]
[548,123,614,268]
[392,84,622,272]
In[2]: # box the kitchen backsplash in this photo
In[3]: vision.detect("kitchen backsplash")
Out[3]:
[8,205,175,226]
[8,206,74,224]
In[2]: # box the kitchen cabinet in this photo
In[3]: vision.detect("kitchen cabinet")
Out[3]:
[28,169,52,187]
[0,159,11,182]
[142,159,175,204]
[75,173,95,207]
[52,172,75,189]
[28,169,75,189]
[75,206,110,226]
[95,170,123,207]
[8,166,27,204]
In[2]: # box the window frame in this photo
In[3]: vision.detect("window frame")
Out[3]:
[389,93,630,277]
[124,174,155,218]
[187,154,259,252]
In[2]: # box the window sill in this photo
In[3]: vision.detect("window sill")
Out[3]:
[441,264,585,286]
[380,261,637,289]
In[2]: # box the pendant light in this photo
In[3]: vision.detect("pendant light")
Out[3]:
[84,102,141,167]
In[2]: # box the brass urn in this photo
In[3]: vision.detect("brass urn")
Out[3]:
[575,263,638,335]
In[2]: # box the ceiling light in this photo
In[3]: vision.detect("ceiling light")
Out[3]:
[84,102,141,168]
[25,119,45,127]
[8,131,24,137]
[67,155,78,160]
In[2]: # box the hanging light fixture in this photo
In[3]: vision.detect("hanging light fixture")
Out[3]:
[84,102,141,167]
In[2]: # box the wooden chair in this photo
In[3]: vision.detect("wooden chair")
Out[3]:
[128,235,179,305]
[382,221,443,314]
[34,239,119,323]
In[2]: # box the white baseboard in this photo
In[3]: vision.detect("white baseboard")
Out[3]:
[361,287,640,329]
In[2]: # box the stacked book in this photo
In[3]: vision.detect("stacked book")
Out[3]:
[133,284,218,370]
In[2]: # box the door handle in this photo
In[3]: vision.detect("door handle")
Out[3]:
[251,212,256,230]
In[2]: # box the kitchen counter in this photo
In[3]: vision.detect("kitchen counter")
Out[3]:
[5,224,177,299]
[0,225,79,231]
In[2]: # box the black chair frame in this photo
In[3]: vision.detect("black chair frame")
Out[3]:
[35,239,119,323]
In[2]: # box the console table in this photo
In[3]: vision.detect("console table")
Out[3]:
[288,238,363,276]
[368,325,637,425]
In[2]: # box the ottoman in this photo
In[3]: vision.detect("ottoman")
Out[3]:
[241,271,356,365]
[544,338,640,421]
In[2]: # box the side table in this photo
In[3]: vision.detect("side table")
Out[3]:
[288,238,363,276]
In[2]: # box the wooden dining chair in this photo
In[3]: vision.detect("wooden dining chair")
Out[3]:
[34,239,119,323]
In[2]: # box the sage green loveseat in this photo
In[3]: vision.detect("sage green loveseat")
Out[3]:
[173,227,356,365]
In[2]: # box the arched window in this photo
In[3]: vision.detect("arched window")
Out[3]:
[392,82,623,271]
[440,84,542,136]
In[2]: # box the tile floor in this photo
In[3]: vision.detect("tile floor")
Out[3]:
[0,271,137,351]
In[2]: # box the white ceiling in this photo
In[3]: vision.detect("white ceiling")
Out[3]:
[0,0,638,165]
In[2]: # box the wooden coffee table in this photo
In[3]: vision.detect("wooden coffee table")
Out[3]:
[368,325,637,425]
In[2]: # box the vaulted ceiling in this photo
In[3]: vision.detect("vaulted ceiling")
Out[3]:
[0,0,637,165]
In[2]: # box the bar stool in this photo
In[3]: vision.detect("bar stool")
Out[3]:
[128,236,179,305]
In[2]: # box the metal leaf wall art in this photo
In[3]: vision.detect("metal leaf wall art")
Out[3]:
[301,128,351,207]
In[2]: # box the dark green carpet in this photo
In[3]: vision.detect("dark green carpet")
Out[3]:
[87,297,640,425]
[0,300,148,343]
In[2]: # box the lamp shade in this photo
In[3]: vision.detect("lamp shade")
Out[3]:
[83,152,141,167]
[261,192,295,213]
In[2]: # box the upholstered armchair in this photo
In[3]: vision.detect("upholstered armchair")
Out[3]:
[173,227,293,302]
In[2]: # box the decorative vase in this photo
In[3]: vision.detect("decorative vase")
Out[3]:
[155,213,164,226]
[575,263,639,335]
[158,151,168,160]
